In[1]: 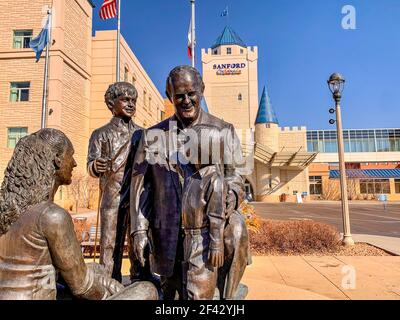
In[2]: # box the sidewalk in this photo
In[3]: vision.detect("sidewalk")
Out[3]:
[242,234,400,300]
[353,234,400,256]
[241,255,400,300]
[119,253,400,300]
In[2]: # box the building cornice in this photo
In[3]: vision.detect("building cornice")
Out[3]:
[87,0,95,8]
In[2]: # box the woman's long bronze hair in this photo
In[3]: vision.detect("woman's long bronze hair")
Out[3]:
[0,129,71,235]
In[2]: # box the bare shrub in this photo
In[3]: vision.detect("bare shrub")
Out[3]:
[321,178,360,201]
[249,219,341,255]
[347,178,358,200]
[321,179,340,200]
[67,173,99,212]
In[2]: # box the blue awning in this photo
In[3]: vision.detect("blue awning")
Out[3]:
[330,169,400,179]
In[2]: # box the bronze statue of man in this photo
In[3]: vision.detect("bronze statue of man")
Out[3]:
[0,129,157,300]
[87,82,142,277]
[129,66,251,300]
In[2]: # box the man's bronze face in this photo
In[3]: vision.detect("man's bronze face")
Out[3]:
[57,144,77,185]
[112,94,137,121]
[170,72,203,126]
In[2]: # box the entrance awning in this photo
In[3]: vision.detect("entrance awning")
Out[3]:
[243,142,317,169]
[330,169,400,179]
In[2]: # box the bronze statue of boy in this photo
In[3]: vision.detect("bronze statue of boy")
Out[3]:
[87,82,141,277]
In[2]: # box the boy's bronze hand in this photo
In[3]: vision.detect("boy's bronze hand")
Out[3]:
[209,249,224,268]
[94,158,109,174]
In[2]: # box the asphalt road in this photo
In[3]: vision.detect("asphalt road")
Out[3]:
[252,201,400,238]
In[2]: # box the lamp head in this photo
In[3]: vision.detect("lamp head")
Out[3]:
[328,73,345,95]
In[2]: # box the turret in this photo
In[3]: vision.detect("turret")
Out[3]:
[254,85,279,151]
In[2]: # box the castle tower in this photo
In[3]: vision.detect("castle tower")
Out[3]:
[201,26,258,133]
[254,84,281,201]
[255,85,280,152]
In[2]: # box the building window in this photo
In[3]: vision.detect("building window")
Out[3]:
[395,179,400,194]
[132,74,136,85]
[238,93,242,101]
[7,127,28,148]
[124,67,129,82]
[240,49,244,54]
[13,30,33,49]
[149,96,152,111]
[360,179,391,194]
[143,90,147,108]
[10,82,30,102]
[309,176,322,195]
[307,129,400,153]
[213,49,218,55]
[227,47,232,55]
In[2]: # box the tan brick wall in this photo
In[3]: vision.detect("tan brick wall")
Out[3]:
[0,0,93,183]
[0,0,51,178]
[279,127,308,152]
[202,45,258,132]
[90,30,164,133]
[0,0,51,52]
[255,123,280,152]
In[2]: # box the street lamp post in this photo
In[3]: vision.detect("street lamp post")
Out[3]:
[327,73,355,247]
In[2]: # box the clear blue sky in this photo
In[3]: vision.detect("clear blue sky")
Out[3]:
[92,0,400,130]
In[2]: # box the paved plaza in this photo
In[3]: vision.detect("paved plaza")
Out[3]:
[119,255,400,300]
[252,201,400,238]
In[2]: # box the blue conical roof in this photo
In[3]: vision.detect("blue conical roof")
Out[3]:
[201,98,209,113]
[211,26,247,49]
[255,85,278,125]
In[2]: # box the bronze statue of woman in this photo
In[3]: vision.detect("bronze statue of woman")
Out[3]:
[0,128,157,300]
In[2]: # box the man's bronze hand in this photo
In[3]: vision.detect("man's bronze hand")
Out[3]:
[209,249,224,268]
[133,232,148,267]
[94,158,109,174]
[100,275,124,297]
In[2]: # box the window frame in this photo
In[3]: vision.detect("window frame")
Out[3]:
[309,176,323,195]
[13,30,33,49]
[395,179,400,194]
[7,127,28,148]
[10,82,31,102]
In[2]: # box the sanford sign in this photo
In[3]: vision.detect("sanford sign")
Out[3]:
[213,63,246,76]
[213,63,246,70]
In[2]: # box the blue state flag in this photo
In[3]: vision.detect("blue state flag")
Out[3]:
[29,17,50,62]
[221,7,229,17]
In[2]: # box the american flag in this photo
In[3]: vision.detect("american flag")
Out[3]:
[100,0,117,20]
[187,18,195,59]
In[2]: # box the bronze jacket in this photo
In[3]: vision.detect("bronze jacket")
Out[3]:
[87,116,142,210]
[129,110,245,277]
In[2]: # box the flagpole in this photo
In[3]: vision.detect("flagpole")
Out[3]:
[191,0,195,68]
[41,9,52,129]
[116,0,121,82]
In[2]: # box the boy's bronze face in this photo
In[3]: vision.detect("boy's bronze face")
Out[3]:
[112,94,137,121]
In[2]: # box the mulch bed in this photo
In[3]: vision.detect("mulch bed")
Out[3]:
[250,243,392,256]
